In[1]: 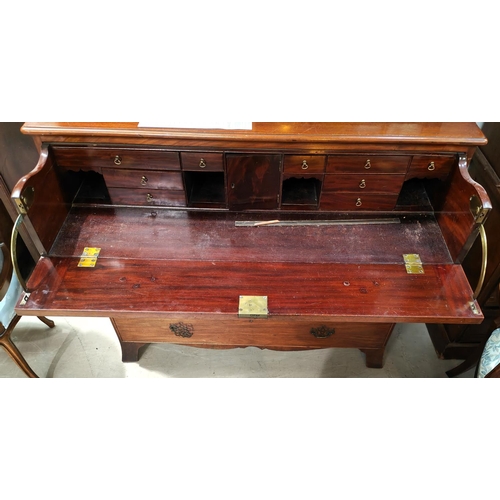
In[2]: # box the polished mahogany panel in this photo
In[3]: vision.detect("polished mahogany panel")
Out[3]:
[19,256,480,323]
[226,154,281,210]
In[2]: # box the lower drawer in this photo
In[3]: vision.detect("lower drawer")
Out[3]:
[113,316,394,349]
[320,192,399,210]
[108,188,186,207]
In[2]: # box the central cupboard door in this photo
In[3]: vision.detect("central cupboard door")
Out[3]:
[226,154,282,210]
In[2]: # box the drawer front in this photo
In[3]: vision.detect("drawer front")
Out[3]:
[108,188,186,207]
[283,155,326,174]
[327,155,410,174]
[320,192,399,211]
[114,316,393,350]
[406,155,456,179]
[181,152,224,171]
[52,147,181,171]
[323,174,405,193]
[103,168,184,190]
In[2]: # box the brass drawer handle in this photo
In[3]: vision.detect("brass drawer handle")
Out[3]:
[114,155,122,165]
[311,326,335,338]
[301,160,309,170]
[359,179,366,189]
[199,158,207,168]
[146,193,154,202]
[141,176,148,186]
[428,161,435,171]
[364,159,371,169]
[356,198,362,207]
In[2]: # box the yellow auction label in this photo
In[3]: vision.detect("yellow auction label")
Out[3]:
[78,257,98,267]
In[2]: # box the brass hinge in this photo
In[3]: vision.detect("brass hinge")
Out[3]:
[78,247,101,267]
[403,254,424,274]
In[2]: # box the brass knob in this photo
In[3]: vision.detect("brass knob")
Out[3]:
[146,193,154,202]
[114,155,122,165]
[428,161,435,171]
[356,198,362,207]
[359,179,366,189]
[141,176,148,186]
[364,159,371,169]
[199,158,207,168]
[301,160,309,170]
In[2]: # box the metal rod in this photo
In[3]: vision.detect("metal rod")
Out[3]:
[10,214,29,292]
[473,224,488,299]
[235,218,401,227]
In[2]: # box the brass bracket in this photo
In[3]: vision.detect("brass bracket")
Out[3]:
[403,254,424,274]
[470,195,488,224]
[238,296,268,318]
[78,247,101,267]
[14,186,35,215]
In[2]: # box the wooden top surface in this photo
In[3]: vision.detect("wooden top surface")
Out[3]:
[21,122,486,147]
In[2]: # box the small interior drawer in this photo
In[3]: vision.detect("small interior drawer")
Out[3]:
[181,152,224,171]
[327,155,410,174]
[108,188,186,207]
[320,192,399,211]
[323,174,405,193]
[406,155,456,179]
[283,155,326,173]
[102,168,183,190]
[52,146,181,171]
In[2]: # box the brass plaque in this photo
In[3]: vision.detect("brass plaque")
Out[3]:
[238,295,268,318]
[403,254,424,274]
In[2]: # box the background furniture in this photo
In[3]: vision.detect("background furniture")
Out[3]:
[9,123,490,373]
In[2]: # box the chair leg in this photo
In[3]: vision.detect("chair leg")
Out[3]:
[37,316,55,328]
[0,316,38,378]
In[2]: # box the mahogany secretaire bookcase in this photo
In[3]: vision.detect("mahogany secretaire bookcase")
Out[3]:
[10,123,491,370]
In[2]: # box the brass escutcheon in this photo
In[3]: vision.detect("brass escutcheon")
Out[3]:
[428,161,435,171]
[146,193,154,202]
[141,175,148,185]
[311,326,335,339]
[199,158,207,168]
[301,160,309,170]
[356,198,362,207]
[114,155,122,165]
[359,179,366,189]
[364,159,371,169]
